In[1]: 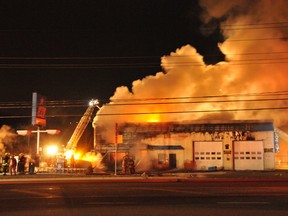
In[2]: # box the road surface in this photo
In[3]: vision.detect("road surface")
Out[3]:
[0,178,287,216]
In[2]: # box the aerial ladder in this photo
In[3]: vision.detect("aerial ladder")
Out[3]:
[66,99,100,151]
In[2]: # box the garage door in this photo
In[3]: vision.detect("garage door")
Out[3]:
[234,141,264,170]
[194,141,223,170]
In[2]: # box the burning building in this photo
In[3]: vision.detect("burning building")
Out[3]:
[94,120,276,172]
[92,0,288,172]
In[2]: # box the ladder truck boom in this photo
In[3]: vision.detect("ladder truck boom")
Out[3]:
[66,99,100,151]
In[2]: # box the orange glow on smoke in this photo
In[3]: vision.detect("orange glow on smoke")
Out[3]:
[82,152,105,169]
[93,0,288,145]
[74,153,81,160]
[64,149,81,160]
[64,149,105,169]
[146,114,160,122]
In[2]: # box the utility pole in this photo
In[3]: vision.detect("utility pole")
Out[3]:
[115,123,118,176]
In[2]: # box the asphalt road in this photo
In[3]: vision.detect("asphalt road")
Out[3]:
[0,176,287,216]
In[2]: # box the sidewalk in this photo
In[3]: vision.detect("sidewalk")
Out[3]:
[0,170,287,183]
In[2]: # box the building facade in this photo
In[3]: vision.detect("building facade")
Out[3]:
[96,120,276,171]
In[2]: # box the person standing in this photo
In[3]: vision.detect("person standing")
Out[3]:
[128,157,135,175]
[18,153,26,174]
[2,153,10,176]
[29,158,35,174]
[121,155,128,174]
[9,155,17,175]
[34,154,40,173]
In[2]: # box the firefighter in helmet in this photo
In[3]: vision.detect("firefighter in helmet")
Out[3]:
[128,157,135,175]
[2,153,10,176]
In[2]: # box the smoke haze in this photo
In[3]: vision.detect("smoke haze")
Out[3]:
[0,125,17,155]
[93,0,288,143]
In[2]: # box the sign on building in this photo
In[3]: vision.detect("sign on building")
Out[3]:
[274,131,280,153]
[31,92,47,127]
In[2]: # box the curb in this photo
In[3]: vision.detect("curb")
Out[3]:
[1,175,288,185]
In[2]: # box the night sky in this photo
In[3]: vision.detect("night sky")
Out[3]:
[0,1,224,124]
[0,0,223,101]
[0,0,224,147]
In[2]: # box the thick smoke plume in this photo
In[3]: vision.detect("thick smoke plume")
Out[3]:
[0,125,17,155]
[93,0,288,143]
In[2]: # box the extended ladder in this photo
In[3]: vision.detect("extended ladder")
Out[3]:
[66,99,100,151]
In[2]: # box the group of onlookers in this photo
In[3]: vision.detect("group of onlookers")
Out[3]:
[1,152,28,175]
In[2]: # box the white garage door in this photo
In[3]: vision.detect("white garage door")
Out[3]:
[194,141,223,170]
[234,141,264,170]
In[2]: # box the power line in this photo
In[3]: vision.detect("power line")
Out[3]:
[0,56,161,60]
[2,97,288,109]
[1,106,288,119]
[165,51,288,57]
[3,21,287,33]
[0,56,287,69]
[110,91,288,102]
[0,64,162,69]
[106,97,288,107]
[0,91,288,107]
[225,37,288,42]
[0,49,287,69]
[163,57,288,63]
[221,21,288,27]
[201,21,288,31]
[0,51,287,61]
[220,25,288,30]
[0,104,89,109]
[96,106,288,116]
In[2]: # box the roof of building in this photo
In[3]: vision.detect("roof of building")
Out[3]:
[118,120,274,134]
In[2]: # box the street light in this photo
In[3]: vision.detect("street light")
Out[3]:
[46,145,58,156]
[17,129,60,154]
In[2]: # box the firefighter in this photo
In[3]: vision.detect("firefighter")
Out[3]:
[2,153,10,176]
[128,157,135,175]
[121,155,128,174]
[18,153,26,174]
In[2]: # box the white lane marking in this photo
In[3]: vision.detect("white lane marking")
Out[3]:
[217,202,270,205]
[10,189,62,198]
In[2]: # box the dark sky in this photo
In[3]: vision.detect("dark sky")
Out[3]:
[0,0,224,131]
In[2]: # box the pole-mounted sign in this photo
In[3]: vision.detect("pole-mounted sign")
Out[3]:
[31,92,47,127]
[17,129,61,155]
